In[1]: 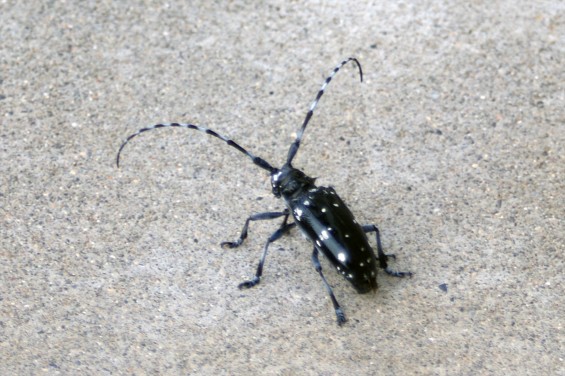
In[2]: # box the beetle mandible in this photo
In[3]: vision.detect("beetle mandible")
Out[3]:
[116,58,412,325]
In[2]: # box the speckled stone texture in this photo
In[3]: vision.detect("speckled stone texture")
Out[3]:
[1,1,563,374]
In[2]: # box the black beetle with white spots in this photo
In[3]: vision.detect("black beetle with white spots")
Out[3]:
[117,58,412,325]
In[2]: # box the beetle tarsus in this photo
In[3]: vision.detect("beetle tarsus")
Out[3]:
[238,277,260,289]
[385,268,413,278]
[336,308,347,325]
[221,241,239,249]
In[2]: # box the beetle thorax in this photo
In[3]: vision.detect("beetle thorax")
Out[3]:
[271,164,316,199]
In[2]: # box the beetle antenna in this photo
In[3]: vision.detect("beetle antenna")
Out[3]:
[286,57,363,165]
[116,123,276,172]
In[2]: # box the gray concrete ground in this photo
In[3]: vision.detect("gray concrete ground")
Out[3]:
[1,1,563,374]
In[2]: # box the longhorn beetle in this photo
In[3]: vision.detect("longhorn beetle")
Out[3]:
[116,58,412,325]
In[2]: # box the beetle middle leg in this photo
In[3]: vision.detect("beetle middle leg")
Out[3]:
[362,225,413,278]
[312,247,347,325]
[237,213,296,289]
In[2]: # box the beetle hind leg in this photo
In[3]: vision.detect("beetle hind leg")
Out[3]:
[312,248,347,325]
[362,224,413,278]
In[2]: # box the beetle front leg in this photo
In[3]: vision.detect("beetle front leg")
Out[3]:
[238,218,296,289]
[362,224,413,278]
[221,209,290,249]
[312,247,347,325]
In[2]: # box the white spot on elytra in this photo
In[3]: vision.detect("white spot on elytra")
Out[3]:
[333,203,339,207]
[320,230,329,240]
[304,200,310,206]
[371,271,375,277]
[347,273,353,279]
[345,234,350,238]
[367,258,371,263]
[338,252,346,262]
[316,240,321,247]
[321,208,327,213]
[359,262,364,267]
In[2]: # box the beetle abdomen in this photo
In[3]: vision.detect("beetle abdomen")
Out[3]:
[288,186,378,293]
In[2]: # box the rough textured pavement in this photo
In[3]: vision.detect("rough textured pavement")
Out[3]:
[1,1,563,374]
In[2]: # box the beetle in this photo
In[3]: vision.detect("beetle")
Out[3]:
[116,58,412,325]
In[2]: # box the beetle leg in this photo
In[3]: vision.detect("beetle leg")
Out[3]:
[312,247,347,325]
[362,224,413,278]
[238,218,296,289]
[221,209,290,248]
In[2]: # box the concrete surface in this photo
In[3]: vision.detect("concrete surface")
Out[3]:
[1,1,563,374]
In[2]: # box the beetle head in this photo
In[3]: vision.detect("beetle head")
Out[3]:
[271,164,316,199]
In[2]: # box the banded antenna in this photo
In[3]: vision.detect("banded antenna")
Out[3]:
[116,123,275,173]
[285,57,363,165]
